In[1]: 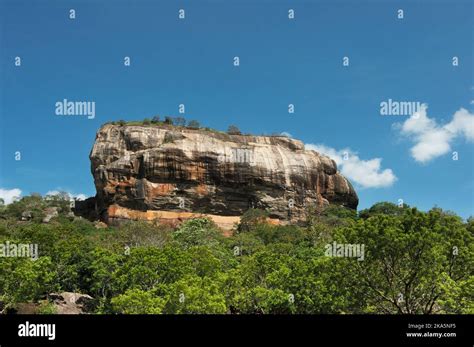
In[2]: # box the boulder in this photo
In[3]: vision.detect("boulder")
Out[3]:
[48,292,94,314]
[89,124,358,224]
[42,207,59,223]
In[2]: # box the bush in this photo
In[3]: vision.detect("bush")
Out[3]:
[0,197,472,315]
[227,125,241,135]
[37,301,57,314]
[174,117,186,127]
[172,218,223,249]
[111,289,166,314]
[187,120,200,129]
[359,201,409,219]
[238,209,269,232]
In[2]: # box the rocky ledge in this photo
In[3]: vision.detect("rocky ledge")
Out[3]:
[88,123,358,226]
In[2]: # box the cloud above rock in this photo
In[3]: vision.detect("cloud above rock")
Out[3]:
[305,144,397,189]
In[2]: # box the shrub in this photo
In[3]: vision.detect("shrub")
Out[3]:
[227,125,241,135]
[238,209,269,232]
[111,289,166,314]
[187,120,200,129]
[174,117,186,127]
[172,218,223,249]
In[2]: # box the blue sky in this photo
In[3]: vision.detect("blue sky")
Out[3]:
[0,0,473,217]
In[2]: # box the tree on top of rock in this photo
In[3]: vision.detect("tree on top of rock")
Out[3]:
[187,120,200,129]
[227,125,242,135]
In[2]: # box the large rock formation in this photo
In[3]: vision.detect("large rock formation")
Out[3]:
[89,123,358,225]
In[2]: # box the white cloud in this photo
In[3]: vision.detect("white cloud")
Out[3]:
[45,190,87,201]
[305,144,397,188]
[398,105,474,163]
[445,108,474,140]
[0,188,22,204]
[280,131,292,138]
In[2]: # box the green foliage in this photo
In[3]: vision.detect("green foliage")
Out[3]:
[174,117,186,127]
[319,205,358,227]
[187,120,200,129]
[333,208,474,313]
[172,218,223,249]
[0,195,471,315]
[0,257,56,312]
[110,221,172,249]
[162,275,227,314]
[438,275,474,314]
[240,286,294,314]
[322,205,358,220]
[0,193,72,223]
[115,246,193,292]
[238,208,269,232]
[359,201,409,219]
[227,125,241,135]
[230,232,265,256]
[37,301,57,314]
[111,289,166,314]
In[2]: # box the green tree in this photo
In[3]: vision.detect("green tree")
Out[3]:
[114,221,171,249]
[359,201,409,219]
[111,289,166,314]
[174,117,186,127]
[114,246,193,293]
[164,116,174,125]
[187,120,200,129]
[89,248,123,309]
[334,207,474,313]
[238,208,268,232]
[227,125,241,135]
[172,218,223,249]
[162,275,227,314]
[0,257,56,313]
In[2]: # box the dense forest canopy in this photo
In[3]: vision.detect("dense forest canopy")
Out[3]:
[0,195,472,314]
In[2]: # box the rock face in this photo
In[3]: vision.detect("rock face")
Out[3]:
[89,124,358,224]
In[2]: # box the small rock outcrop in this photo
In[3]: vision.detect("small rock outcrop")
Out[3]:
[11,292,95,314]
[88,123,358,225]
[48,292,94,314]
[42,207,58,223]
